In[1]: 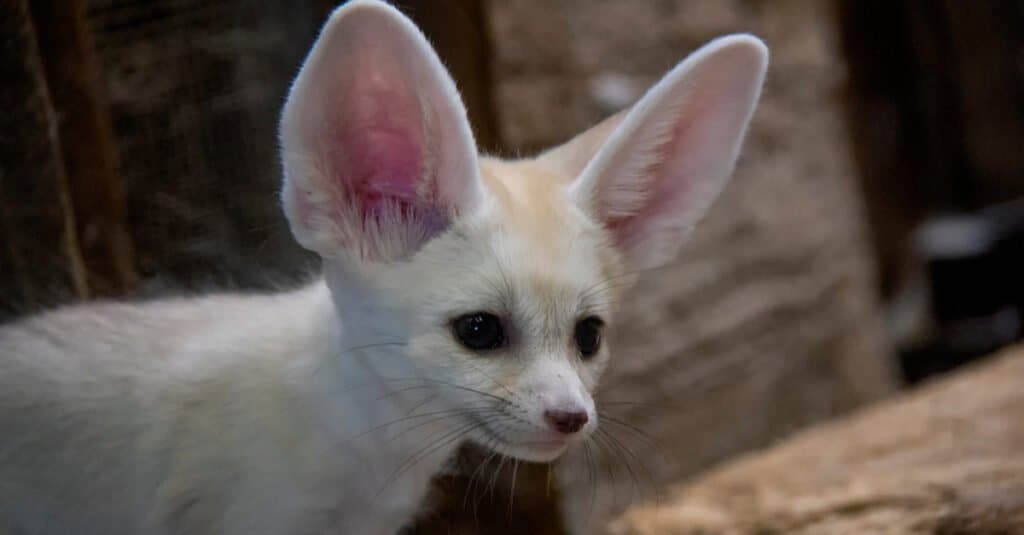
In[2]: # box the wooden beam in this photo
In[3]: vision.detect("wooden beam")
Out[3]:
[29,0,138,298]
[0,0,89,318]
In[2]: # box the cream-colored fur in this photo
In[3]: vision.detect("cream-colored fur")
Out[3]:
[0,1,767,533]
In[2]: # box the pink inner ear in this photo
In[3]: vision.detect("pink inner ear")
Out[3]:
[326,67,445,227]
[604,120,688,250]
[341,127,424,210]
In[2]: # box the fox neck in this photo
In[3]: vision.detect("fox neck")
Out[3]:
[268,279,457,528]
[306,268,452,453]
[322,260,402,348]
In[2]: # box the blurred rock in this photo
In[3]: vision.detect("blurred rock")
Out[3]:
[487,0,898,531]
[610,345,1024,535]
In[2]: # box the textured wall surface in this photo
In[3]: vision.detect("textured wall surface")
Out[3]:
[611,345,1024,535]
[87,0,319,294]
[487,0,899,530]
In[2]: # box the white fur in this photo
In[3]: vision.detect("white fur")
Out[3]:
[0,1,767,533]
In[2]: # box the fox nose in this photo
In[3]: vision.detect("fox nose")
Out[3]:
[544,409,589,434]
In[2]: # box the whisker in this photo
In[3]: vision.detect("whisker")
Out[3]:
[377,415,513,498]
[383,409,507,445]
[464,441,502,512]
[605,426,663,509]
[508,458,520,519]
[597,428,643,504]
[578,270,640,301]
[598,412,672,466]
[338,341,408,353]
[583,440,597,523]
[369,376,515,407]
[448,355,522,405]
[487,451,510,504]
[402,390,439,416]
[379,419,481,495]
[349,405,496,441]
[590,429,622,510]
[546,462,553,499]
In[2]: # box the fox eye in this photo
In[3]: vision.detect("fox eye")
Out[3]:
[452,313,505,351]
[574,316,604,359]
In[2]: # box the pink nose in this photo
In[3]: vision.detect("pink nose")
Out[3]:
[544,409,589,434]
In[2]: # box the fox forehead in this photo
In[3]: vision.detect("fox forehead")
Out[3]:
[390,156,621,328]
[479,157,577,235]
[478,156,609,257]
[475,156,622,302]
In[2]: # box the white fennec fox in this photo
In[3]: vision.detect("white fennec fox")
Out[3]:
[0,1,767,533]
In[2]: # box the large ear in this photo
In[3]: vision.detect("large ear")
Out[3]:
[279,0,482,262]
[551,35,768,271]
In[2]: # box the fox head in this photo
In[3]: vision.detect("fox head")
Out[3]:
[279,0,767,462]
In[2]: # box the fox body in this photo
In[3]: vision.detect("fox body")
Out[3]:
[0,1,767,533]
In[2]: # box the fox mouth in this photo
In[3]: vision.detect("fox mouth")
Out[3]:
[468,414,572,462]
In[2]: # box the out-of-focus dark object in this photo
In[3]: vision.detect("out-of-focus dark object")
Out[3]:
[837,1,1024,384]
[893,201,1024,384]
[838,1,1024,297]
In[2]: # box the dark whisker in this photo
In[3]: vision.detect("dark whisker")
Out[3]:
[583,440,597,522]
[546,463,553,499]
[598,412,672,466]
[597,428,644,504]
[590,429,622,509]
[605,426,663,509]
[507,458,520,519]
[383,409,507,445]
[349,405,496,441]
[372,376,514,406]
[377,415,514,498]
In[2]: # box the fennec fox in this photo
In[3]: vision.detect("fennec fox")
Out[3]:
[0,0,767,533]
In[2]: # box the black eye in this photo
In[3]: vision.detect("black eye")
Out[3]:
[574,316,604,359]
[452,313,505,351]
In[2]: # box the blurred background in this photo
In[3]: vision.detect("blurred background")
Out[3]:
[2,0,1023,533]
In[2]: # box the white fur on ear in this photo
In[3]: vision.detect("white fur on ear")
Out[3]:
[564,35,769,270]
[279,0,482,262]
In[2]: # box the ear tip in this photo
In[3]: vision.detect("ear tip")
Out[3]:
[327,0,401,21]
[324,0,414,35]
[708,34,770,72]
[320,0,441,69]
